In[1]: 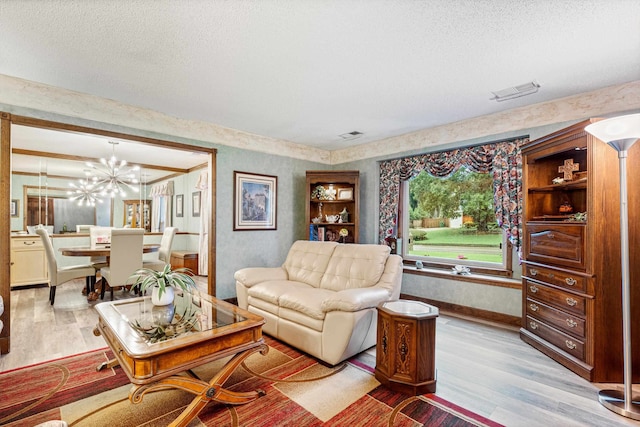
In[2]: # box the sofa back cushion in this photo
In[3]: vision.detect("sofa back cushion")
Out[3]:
[283,241,339,287]
[320,244,390,291]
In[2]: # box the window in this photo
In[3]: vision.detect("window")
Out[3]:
[149,181,174,232]
[379,138,527,278]
[402,167,509,271]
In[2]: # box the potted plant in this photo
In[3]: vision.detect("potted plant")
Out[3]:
[130,264,197,306]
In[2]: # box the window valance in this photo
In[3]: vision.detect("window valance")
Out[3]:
[149,181,174,197]
[379,137,527,255]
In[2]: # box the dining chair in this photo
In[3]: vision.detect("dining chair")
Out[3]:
[35,228,96,305]
[100,228,144,301]
[143,227,177,271]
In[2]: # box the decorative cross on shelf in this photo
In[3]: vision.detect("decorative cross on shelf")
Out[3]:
[558,158,580,180]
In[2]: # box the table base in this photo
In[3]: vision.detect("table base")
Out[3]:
[93,324,268,427]
[130,343,268,426]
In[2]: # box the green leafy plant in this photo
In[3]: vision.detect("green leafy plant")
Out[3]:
[409,206,426,221]
[130,264,197,299]
[130,303,199,343]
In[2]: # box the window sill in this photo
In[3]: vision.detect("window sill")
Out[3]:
[403,265,521,289]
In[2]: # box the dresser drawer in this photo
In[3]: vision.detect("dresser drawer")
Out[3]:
[525,280,586,316]
[11,236,43,250]
[523,263,587,293]
[526,298,585,338]
[525,315,585,361]
[525,223,585,270]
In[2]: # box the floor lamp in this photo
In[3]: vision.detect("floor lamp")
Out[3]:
[585,113,640,420]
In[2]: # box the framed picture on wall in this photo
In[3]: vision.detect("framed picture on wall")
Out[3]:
[192,191,201,217]
[233,171,277,231]
[175,194,184,218]
[10,199,18,217]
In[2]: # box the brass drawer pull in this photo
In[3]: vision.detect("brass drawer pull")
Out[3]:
[548,273,555,279]
[530,285,539,293]
[548,233,555,239]
[23,241,36,246]
[529,269,538,276]
[566,297,577,307]
[529,321,538,330]
[565,340,577,350]
[566,319,577,328]
[565,277,576,286]
[529,303,539,312]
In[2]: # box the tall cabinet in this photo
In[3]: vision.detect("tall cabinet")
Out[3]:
[123,199,151,231]
[306,170,359,243]
[520,120,640,382]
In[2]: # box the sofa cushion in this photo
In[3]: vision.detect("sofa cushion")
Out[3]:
[279,307,325,332]
[248,280,313,305]
[247,297,279,317]
[283,240,338,287]
[319,244,390,291]
[278,287,336,320]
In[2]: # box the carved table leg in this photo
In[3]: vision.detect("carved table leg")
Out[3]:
[96,358,121,372]
[130,343,269,427]
[92,326,121,371]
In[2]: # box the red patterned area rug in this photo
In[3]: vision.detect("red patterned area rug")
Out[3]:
[0,337,503,426]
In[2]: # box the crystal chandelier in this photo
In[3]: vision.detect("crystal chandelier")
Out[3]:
[67,172,103,207]
[86,141,140,198]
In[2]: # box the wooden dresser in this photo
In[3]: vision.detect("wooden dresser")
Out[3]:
[520,120,640,382]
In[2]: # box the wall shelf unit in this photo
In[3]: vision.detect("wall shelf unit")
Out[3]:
[305,170,359,243]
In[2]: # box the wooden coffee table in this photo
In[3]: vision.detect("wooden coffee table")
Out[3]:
[93,292,267,427]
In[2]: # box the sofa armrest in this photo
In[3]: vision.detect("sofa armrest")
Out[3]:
[321,288,391,312]
[234,267,288,287]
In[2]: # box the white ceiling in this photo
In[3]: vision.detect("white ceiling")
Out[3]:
[1,0,639,162]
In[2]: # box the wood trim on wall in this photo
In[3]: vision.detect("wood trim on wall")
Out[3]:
[0,112,12,354]
[400,293,521,328]
[1,112,218,353]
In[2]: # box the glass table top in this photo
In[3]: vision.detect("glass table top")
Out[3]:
[113,291,247,344]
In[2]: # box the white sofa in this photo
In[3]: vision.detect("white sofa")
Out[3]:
[234,240,403,365]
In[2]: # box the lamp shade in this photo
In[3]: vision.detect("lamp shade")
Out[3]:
[585,113,640,151]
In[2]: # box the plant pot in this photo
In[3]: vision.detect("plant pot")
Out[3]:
[151,285,175,306]
[151,304,175,326]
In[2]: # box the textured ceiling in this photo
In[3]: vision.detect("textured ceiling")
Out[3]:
[1,0,639,153]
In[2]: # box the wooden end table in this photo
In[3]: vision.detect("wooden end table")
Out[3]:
[375,300,439,395]
[93,292,266,426]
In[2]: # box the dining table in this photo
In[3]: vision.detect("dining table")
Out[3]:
[59,244,160,301]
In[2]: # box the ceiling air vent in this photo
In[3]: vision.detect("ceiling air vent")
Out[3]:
[490,81,540,102]
[338,131,364,140]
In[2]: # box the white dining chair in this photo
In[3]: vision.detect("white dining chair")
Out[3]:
[36,228,96,305]
[100,228,144,301]
[143,227,177,271]
[88,226,112,272]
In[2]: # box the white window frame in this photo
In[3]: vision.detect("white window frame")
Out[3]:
[399,177,513,278]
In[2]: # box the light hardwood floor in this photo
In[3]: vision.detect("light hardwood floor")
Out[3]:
[1,280,639,427]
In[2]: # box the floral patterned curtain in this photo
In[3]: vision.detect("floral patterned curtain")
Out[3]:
[379,138,527,254]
